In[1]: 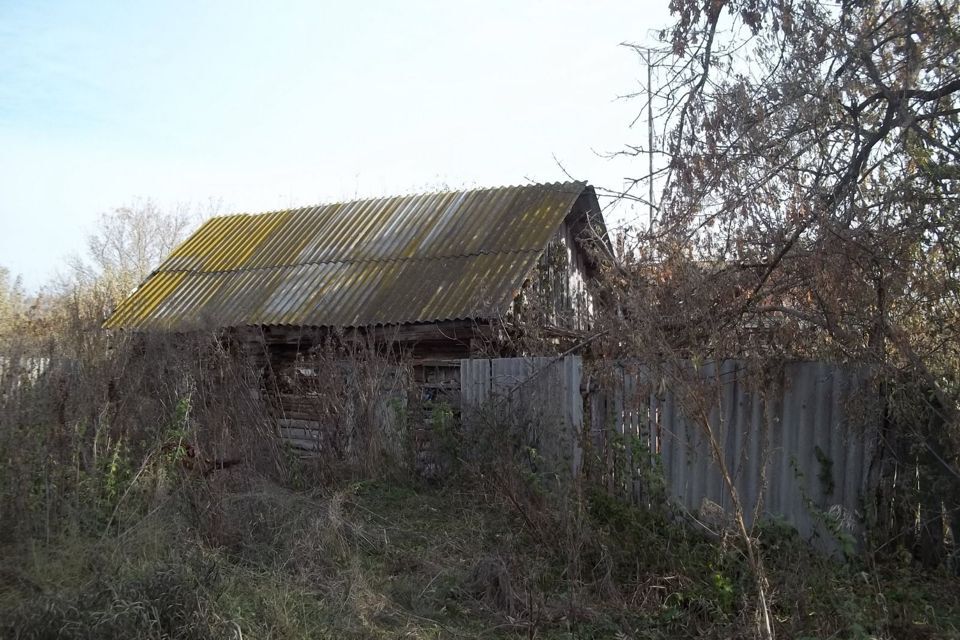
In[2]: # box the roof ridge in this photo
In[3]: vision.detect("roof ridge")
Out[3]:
[208,180,587,220]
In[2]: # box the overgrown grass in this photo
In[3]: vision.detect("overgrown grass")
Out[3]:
[2,472,958,639]
[2,334,958,638]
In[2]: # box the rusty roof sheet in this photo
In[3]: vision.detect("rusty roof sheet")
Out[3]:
[104,182,591,331]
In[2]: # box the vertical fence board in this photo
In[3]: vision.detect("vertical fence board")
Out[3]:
[461,356,583,476]
[459,356,877,552]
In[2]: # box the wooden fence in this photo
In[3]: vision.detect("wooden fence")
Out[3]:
[461,356,583,475]
[460,356,879,551]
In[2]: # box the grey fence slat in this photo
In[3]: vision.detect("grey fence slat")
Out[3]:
[459,356,876,553]
[744,389,764,521]
[461,355,584,476]
[566,354,583,476]
[790,363,812,539]
[829,369,848,510]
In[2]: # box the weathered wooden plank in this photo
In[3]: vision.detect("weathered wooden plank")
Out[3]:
[277,418,321,430]
[284,437,322,451]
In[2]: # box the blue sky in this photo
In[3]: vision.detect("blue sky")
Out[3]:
[0,1,669,289]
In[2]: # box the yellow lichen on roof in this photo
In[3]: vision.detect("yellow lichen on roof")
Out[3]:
[104,182,591,331]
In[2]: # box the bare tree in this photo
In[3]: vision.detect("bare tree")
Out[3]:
[628,0,960,375]
[0,267,28,342]
[42,199,211,348]
[598,1,960,636]
[69,199,197,292]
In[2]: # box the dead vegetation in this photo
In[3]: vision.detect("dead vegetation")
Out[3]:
[1,326,959,639]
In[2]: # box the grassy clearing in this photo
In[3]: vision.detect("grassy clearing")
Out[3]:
[2,471,958,639]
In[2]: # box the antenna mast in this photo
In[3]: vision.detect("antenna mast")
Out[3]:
[645,48,655,232]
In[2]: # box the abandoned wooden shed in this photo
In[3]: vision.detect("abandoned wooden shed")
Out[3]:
[104,181,609,458]
[104,181,610,361]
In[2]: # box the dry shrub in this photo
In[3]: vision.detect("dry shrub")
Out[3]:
[0,328,295,545]
[451,402,767,634]
[260,332,417,483]
[186,473,359,578]
[2,555,231,640]
[461,553,526,618]
[459,401,603,582]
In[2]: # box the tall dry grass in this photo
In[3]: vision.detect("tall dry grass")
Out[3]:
[0,329,289,544]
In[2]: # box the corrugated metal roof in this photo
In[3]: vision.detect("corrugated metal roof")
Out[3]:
[105,182,592,331]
